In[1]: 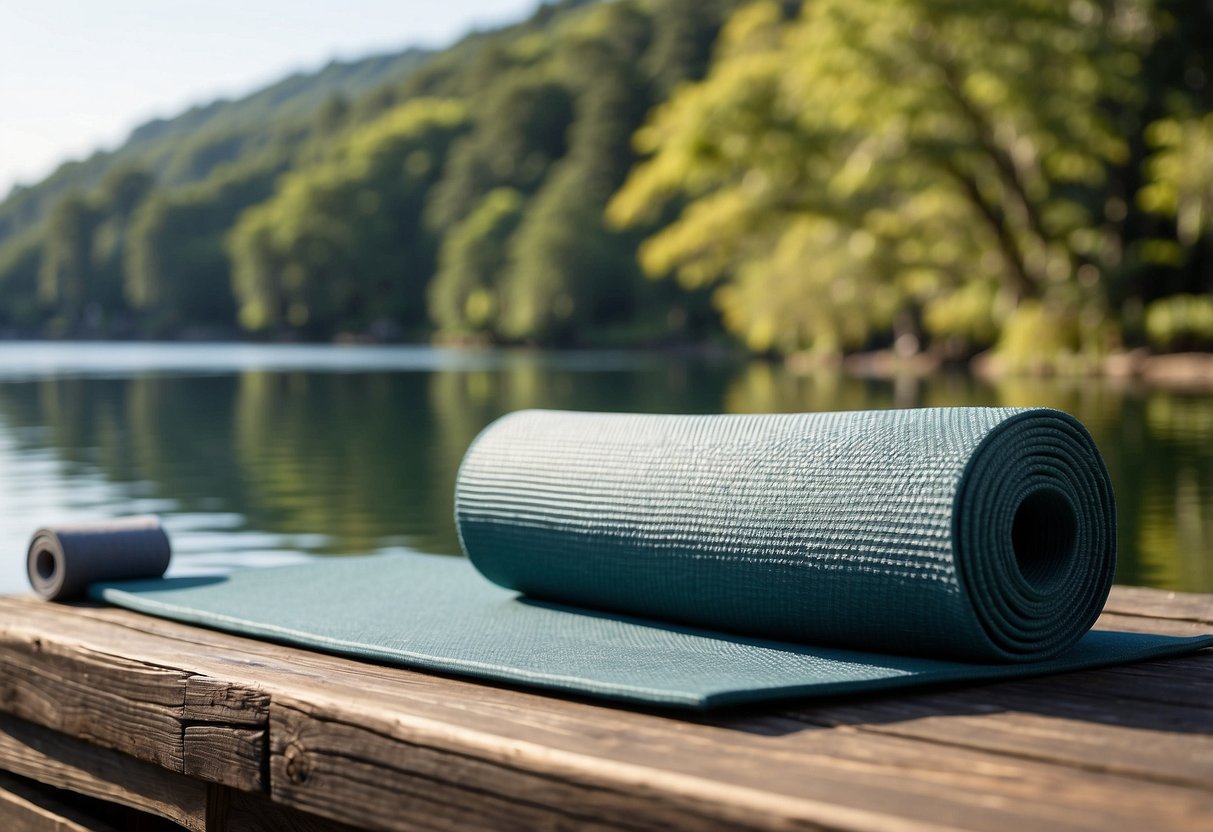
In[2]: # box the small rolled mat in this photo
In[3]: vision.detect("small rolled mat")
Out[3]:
[28,516,170,601]
[80,408,1212,709]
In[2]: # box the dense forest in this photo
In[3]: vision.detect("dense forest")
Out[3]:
[0,0,1211,364]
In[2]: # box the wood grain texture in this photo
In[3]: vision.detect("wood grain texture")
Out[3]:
[0,589,1207,832]
[0,713,205,831]
[0,639,185,771]
[1103,587,1213,623]
[267,691,1213,832]
[0,605,268,793]
[788,682,1213,787]
[0,770,119,832]
[0,714,356,832]
[183,726,263,791]
[184,678,269,726]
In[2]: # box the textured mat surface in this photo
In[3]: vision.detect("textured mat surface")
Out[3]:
[95,408,1213,708]
[95,552,1212,708]
[459,408,1116,662]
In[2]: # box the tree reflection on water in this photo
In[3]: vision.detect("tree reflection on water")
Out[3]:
[0,352,1206,593]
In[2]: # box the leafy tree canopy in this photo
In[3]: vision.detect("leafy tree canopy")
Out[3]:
[610,0,1158,356]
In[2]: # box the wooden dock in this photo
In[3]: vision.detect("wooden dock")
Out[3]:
[0,586,1207,831]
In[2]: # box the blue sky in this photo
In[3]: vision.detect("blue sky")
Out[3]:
[0,0,540,197]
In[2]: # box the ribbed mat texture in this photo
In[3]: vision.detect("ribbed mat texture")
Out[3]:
[459,408,1114,662]
[94,407,1213,708]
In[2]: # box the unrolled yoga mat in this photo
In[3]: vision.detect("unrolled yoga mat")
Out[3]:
[76,408,1212,708]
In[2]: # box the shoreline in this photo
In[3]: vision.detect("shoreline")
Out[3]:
[2,335,1213,391]
[794,347,1213,392]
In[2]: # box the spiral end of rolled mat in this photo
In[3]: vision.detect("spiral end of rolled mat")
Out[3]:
[28,517,172,602]
[955,409,1116,662]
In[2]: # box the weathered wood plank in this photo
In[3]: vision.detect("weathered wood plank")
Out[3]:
[983,652,1213,712]
[0,713,206,831]
[1096,611,1211,637]
[0,592,1208,832]
[1104,586,1213,623]
[0,606,269,792]
[1067,653,1213,708]
[0,770,119,832]
[785,683,1212,787]
[0,639,185,771]
[30,599,1213,819]
[271,698,720,832]
[268,690,1213,832]
[184,678,269,727]
[183,726,263,792]
[0,712,354,832]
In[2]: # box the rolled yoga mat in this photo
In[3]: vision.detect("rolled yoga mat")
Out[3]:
[27,516,171,601]
[459,408,1113,663]
[79,408,1212,709]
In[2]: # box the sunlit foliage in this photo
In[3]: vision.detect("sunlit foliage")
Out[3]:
[1,0,1209,356]
[1144,293,1213,349]
[610,0,1160,356]
[126,158,284,334]
[1140,115,1213,245]
[429,188,524,337]
[36,167,156,335]
[228,100,469,334]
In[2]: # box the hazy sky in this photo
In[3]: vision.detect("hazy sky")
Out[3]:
[0,0,540,197]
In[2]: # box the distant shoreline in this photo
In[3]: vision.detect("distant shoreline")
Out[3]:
[1,336,1211,390]
[804,347,1213,391]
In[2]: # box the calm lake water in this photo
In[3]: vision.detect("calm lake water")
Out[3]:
[0,342,1208,595]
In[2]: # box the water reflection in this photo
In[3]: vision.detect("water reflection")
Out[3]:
[0,346,1207,594]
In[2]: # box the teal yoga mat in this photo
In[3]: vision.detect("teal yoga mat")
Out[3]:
[92,408,1212,709]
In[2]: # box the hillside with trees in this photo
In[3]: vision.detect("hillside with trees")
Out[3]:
[1,0,1210,365]
[610,0,1213,365]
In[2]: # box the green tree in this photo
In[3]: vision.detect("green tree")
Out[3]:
[313,93,351,137]
[1136,114,1213,348]
[610,0,1157,357]
[126,159,281,332]
[33,168,156,335]
[39,194,102,330]
[498,5,651,341]
[229,99,469,336]
[428,188,524,336]
[0,228,44,329]
[1140,115,1213,246]
[1,0,747,345]
[91,167,156,316]
[424,79,574,234]
[641,0,731,99]
[99,167,155,218]
[499,162,606,341]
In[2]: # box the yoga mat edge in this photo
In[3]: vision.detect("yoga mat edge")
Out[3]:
[91,552,1213,711]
